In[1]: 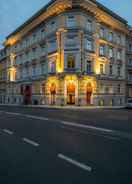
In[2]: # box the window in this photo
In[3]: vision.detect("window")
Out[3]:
[129,44,132,52]
[109,48,114,58]
[33,34,36,41]
[51,21,55,25]
[67,54,75,69]
[41,28,45,39]
[25,38,29,46]
[32,65,36,76]
[41,63,46,74]
[32,47,36,53]
[48,40,57,52]
[67,16,76,27]
[25,51,29,58]
[86,39,93,51]
[86,20,92,32]
[128,87,132,97]
[109,65,113,75]
[66,35,75,46]
[117,65,121,76]
[50,21,56,30]
[128,73,132,80]
[117,84,121,93]
[128,59,132,66]
[100,27,105,38]
[100,64,104,74]
[87,61,92,73]
[99,45,105,56]
[99,99,104,106]
[49,61,56,73]
[117,50,122,60]
[117,35,121,44]
[109,32,113,42]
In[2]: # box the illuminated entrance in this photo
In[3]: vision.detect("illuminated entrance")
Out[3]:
[67,82,75,105]
[86,83,92,105]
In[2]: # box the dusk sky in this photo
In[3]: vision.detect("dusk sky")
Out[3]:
[0,0,131,48]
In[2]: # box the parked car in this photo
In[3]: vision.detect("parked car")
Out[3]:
[126,99,132,109]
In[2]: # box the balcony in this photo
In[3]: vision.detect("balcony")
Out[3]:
[64,68,79,73]
[84,71,94,76]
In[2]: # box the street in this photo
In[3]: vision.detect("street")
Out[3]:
[0,106,132,184]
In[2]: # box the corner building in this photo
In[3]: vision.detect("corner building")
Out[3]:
[4,0,129,106]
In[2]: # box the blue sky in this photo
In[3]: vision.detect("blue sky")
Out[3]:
[0,0,131,48]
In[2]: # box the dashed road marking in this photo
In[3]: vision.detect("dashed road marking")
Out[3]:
[25,115,49,121]
[22,137,39,147]
[60,121,113,133]
[58,153,92,172]
[5,112,21,116]
[1,110,132,141]
[3,129,14,135]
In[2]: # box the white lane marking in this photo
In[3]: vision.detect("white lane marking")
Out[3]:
[3,129,14,135]
[22,137,39,147]
[5,112,21,116]
[58,154,92,172]
[25,115,49,121]
[60,121,113,133]
[60,125,121,141]
[1,111,132,140]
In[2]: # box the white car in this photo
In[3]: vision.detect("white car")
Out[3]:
[126,99,132,109]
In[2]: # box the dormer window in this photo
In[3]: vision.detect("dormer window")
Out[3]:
[67,16,76,27]
[41,29,45,33]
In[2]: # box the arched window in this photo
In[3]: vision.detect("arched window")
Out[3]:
[67,54,75,69]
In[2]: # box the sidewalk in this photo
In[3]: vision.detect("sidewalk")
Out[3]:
[0,104,125,110]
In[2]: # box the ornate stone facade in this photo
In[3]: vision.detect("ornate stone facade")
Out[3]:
[0,0,131,106]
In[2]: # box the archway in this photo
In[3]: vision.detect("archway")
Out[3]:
[86,83,92,105]
[50,83,56,105]
[67,82,75,105]
[24,85,32,105]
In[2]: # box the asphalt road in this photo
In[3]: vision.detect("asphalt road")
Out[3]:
[0,106,132,184]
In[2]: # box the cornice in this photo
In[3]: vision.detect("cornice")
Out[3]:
[4,0,129,47]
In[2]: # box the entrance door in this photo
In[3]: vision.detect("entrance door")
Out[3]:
[24,85,32,105]
[67,83,75,105]
[50,83,56,105]
[86,83,92,105]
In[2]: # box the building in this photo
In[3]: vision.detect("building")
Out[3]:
[126,27,132,101]
[1,0,130,106]
[0,48,7,104]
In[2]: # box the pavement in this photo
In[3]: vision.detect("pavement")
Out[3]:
[0,105,131,184]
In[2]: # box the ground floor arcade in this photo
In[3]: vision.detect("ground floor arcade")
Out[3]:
[3,75,126,107]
